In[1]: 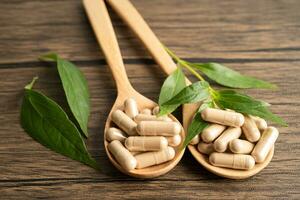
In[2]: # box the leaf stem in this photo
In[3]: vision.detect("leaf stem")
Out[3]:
[164,46,205,82]
[25,77,38,90]
[180,60,205,81]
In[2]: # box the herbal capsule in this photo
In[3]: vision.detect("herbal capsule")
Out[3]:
[197,142,214,155]
[134,147,175,169]
[106,127,127,142]
[136,121,181,136]
[125,136,168,152]
[189,135,200,145]
[134,114,172,123]
[250,116,267,131]
[124,98,139,119]
[209,152,255,170]
[251,127,279,163]
[141,108,152,115]
[111,109,137,136]
[108,140,137,171]
[152,106,160,115]
[214,127,242,152]
[201,108,245,127]
[201,124,226,143]
[166,135,182,147]
[242,115,261,142]
[229,139,254,154]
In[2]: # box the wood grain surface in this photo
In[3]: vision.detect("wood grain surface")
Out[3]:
[0,0,299,199]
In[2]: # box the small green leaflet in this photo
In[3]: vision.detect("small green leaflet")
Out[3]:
[40,54,90,137]
[162,81,210,106]
[21,78,99,170]
[187,61,276,89]
[158,67,186,116]
[182,101,212,147]
[214,90,287,126]
[182,113,208,147]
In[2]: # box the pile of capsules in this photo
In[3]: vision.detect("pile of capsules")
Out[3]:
[191,108,279,170]
[106,98,182,172]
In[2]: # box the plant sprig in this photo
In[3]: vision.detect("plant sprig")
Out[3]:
[158,47,287,147]
[20,55,99,170]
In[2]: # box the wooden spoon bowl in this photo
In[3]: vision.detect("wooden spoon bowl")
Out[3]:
[104,90,185,178]
[182,102,274,179]
[83,0,185,178]
[106,0,275,179]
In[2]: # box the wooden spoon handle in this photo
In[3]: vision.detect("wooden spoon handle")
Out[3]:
[83,0,132,92]
[107,0,178,75]
[107,0,196,135]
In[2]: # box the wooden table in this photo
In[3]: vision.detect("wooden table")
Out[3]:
[1,0,299,199]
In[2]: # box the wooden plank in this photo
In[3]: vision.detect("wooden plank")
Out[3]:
[1,177,299,199]
[0,0,299,63]
[0,62,299,193]
[1,0,300,198]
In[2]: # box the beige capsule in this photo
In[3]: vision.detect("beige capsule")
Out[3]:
[189,135,200,145]
[229,139,254,154]
[106,127,127,142]
[136,121,181,136]
[134,114,172,123]
[242,115,261,142]
[124,98,139,119]
[197,142,214,155]
[201,108,245,127]
[251,127,279,163]
[111,109,137,136]
[209,152,255,170]
[166,135,182,147]
[134,147,175,169]
[125,136,168,152]
[152,106,160,115]
[214,127,242,152]
[141,108,152,115]
[108,140,137,171]
[250,116,268,131]
[201,124,226,143]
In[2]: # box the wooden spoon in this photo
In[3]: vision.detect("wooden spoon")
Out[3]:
[83,0,185,178]
[106,0,274,179]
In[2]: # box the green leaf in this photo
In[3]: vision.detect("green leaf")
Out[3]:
[214,90,270,108]
[162,81,210,106]
[20,80,99,170]
[40,54,90,137]
[158,67,186,115]
[214,90,287,126]
[189,62,276,89]
[182,101,212,147]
